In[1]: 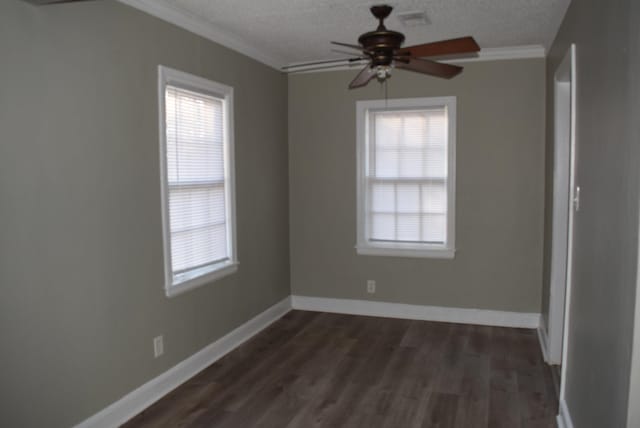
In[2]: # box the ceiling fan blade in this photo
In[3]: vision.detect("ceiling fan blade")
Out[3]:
[331,41,364,51]
[395,57,463,79]
[286,63,366,73]
[22,0,91,3]
[332,48,365,56]
[282,57,364,70]
[349,65,376,89]
[397,36,480,58]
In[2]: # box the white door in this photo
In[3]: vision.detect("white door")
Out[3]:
[548,44,577,365]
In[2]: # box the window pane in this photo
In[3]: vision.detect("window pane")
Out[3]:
[371,213,395,241]
[396,183,420,213]
[371,182,394,212]
[422,213,446,243]
[171,223,227,272]
[165,85,229,277]
[374,115,401,148]
[166,87,224,184]
[424,146,446,178]
[426,114,447,145]
[365,104,450,248]
[421,182,447,213]
[370,109,447,180]
[397,149,424,178]
[403,114,427,148]
[373,148,399,178]
[169,186,226,231]
[397,214,420,241]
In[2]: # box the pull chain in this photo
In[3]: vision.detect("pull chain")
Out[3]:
[384,78,388,108]
[378,76,389,107]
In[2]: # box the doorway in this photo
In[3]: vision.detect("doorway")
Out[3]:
[547,44,576,366]
[547,44,577,424]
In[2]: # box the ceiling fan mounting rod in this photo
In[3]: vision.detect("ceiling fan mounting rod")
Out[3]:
[370,5,393,30]
[355,5,405,68]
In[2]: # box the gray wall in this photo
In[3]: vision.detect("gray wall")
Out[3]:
[542,0,640,426]
[288,59,546,313]
[627,3,640,426]
[0,1,289,427]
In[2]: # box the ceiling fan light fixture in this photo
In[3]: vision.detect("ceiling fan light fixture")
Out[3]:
[375,65,392,82]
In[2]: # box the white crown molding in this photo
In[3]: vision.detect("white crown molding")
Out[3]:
[117,0,285,70]
[465,44,546,62]
[291,295,541,329]
[73,297,292,428]
[116,0,545,73]
[557,398,575,428]
[285,45,546,74]
[287,61,367,74]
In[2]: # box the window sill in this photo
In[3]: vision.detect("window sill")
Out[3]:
[165,261,239,298]
[356,245,455,259]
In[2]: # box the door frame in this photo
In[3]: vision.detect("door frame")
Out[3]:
[553,44,577,409]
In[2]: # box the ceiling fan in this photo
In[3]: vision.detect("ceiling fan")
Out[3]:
[285,4,481,89]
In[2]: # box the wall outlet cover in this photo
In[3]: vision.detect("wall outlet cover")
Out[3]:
[153,336,164,358]
[367,280,376,293]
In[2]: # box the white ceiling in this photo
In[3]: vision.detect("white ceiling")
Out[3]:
[132,0,571,68]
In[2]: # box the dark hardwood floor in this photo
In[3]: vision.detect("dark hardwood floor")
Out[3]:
[123,311,558,428]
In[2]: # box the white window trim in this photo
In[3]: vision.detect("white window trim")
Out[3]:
[158,65,238,297]
[355,96,457,259]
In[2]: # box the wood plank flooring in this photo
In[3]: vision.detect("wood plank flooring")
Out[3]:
[123,311,557,428]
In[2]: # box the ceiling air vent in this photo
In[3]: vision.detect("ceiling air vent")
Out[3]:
[396,11,431,27]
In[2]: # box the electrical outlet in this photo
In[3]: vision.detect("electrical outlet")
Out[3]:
[153,335,164,358]
[367,280,376,294]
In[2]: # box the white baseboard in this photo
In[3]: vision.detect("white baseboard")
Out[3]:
[537,316,551,363]
[291,295,541,329]
[74,297,292,428]
[557,398,575,428]
[74,294,542,427]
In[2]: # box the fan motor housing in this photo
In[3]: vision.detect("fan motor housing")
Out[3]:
[358,30,405,66]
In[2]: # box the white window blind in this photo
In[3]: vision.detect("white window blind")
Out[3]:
[368,108,448,244]
[357,97,455,258]
[159,66,237,296]
[166,85,228,281]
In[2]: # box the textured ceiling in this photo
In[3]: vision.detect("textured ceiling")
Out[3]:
[156,0,570,66]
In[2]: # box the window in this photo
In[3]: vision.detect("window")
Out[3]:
[356,97,456,258]
[158,66,237,297]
